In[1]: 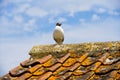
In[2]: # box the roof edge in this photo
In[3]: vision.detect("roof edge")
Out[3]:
[29,41,120,59]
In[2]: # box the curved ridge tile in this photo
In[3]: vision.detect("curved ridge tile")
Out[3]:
[16,73,32,80]
[103,56,120,65]
[32,67,46,76]
[20,59,37,67]
[57,53,70,63]
[69,71,94,80]
[63,58,77,67]
[37,54,52,64]
[77,53,89,63]
[93,70,119,80]
[98,52,110,63]
[9,66,28,77]
[47,63,61,71]
[38,72,52,80]
[61,72,72,79]
[53,66,69,76]
[0,74,15,80]
[43,57,58,67]
[95,61,120,74]
[28,72,52,80]
[73,66,89,76]
[69,63,80,71]
[28,64,42,73]
[81,57,97,66]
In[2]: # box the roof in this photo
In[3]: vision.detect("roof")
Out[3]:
[1,41,120,80]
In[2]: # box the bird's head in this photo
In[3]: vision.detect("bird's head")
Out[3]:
[56,22,62,26]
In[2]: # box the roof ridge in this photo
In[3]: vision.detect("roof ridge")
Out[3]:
[29,41,120,59]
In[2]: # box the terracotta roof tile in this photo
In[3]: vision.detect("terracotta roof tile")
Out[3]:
[57,53,70,63]
[43,57,57,67]
[1,41,120,80]
[81,57,97,66]
[9,66,28,76]
[16,73,32,80]
[47,63,61,71]
[37,54,52,64]
[63,58,76,67]
[69,71,94,80]
[28,64,41,73]
[38,72,52,80]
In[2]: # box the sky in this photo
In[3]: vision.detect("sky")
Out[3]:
[0,0,120,76]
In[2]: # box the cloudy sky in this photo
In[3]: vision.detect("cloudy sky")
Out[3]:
[0,0,120,76]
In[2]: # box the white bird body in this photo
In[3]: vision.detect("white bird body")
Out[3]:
[53,25,64,45]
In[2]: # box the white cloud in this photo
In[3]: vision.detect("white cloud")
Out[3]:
[79,19,86,23]
[97,8,106,13]
[2,0,120,18]
[64,18,120,43]
[16,4,30,13]
[48,17,67,23]
[48,17,56,23]
[108,10,120,16]
[26,7,48,18]
[14,15,23,23]
[92,14,100,21]
[33,0,120,16]
[23,19,37,32]
[58,17,67,23]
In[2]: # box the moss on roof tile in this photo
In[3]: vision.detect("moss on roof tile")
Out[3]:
[29,41,120,59]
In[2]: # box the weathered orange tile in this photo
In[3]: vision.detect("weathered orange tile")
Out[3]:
[53,67,68,75]
[116,73,120,80]
[37,54,52,64]
[27,76,40,80]
[49,72,72,80]
[58,53,70,63]
[69,50,79,58]
[47,63,61,71]
[69,63,80,71]
[95,65,112,74]
[88,74,96,80]
[63,58,76,67]
[98,52,110,63]
[77,53,89,62]
[73,70,86,76]
[0,74,17,80]
[89,75,101,80]
[81,57,96,66]
[103,56,120,65]
[61,72,72,79]
[9,66,28,76]
[33,67,46,76]
[118,62,120,69]
[97,71,118,80]
[48,76,61,80]
[28,64,41,73]
[20,58,36,67]
[89,62,101,71]
[16,73,32,80]
[69,71,94,80]
[43,57,57,67]
[107,78,114,80]
[38,72,52,80]
[110,71,117,78]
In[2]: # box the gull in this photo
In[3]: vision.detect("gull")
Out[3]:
[53,23,64,45]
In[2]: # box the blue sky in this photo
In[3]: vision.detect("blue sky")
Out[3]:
[0,0,120,76]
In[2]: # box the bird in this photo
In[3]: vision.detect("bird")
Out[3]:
[53,22,64,45]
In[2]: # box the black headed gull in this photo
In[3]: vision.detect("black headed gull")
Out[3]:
[53,23,64,45]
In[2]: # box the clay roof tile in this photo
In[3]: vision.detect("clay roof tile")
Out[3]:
[1,41,120,80]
